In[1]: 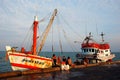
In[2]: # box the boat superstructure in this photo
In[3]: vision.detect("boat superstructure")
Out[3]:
[76,32,115,63]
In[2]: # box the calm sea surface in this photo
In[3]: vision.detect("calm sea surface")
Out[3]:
[0,51,120,80]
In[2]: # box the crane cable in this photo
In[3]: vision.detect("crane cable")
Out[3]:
[57,15,63,55]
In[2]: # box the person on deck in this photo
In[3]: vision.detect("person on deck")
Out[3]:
[57,56,61,65]
[52,54,57,66]
[82,57,89,67]
[66,56,72,66]
[62,56,67,63]
[61,56,70,70]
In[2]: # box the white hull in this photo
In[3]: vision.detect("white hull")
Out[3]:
[76,53,115,62]
[97,54,115,62]
[7,51,52,71]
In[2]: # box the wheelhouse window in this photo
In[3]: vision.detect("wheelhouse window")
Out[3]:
[101,51,104,53]
[83,49,95,52]
[105,54,108,56]
[83,49,89,52]
[95,49,99,53]
[86,49,88,52]
[83,49,86,52]
[105,50,108,52]
[92,49,94,52]
[89,49,91,52]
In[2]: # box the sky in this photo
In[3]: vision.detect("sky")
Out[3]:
[0,0,120,52]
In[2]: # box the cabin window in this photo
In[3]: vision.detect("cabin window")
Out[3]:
[83,49,85,52]
[86,49,88,52]
[89,49,91,52]
[96,49,99,53]
[105,54,108,56]
[83,49,87,52]
[92,49,94,52]
[105,50,108,52]
[83,49,90,52]
[101,51,104,53]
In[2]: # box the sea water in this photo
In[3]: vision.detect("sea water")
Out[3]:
[0,51,119,73]
[0,51,120,80]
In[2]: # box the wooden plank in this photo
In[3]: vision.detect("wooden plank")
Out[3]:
[0,71,21,78]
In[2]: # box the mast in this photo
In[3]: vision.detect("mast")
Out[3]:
[85,32,92,44]
[33,16,39,55]
[100,32,105,42]
[38,9,57,53]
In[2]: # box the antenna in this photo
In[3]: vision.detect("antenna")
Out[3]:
[85,23,87,36]
[96,23,98,36]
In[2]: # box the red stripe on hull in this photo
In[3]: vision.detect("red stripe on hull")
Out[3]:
[11,63,39,69]
[9,53,52,61]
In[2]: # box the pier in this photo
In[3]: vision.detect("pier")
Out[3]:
[0,60,120,79]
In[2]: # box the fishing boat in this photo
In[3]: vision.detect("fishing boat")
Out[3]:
[5,9,57,71]
[76,32,115,63]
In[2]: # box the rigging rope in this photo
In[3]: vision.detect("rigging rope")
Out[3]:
[56,14,79,53]
[52,21,54,52]
[62,29,79,52]
[57,16,63,54]
[56,13,81,52]
[59,13,84,42]
[21,24,33,51]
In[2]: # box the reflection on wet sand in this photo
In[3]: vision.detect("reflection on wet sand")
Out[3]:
[3,70,83,80]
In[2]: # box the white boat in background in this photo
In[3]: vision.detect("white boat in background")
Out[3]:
[76,32,115,63]
[6,9,57,71]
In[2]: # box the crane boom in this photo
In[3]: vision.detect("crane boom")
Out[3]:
[38,9,57,53]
